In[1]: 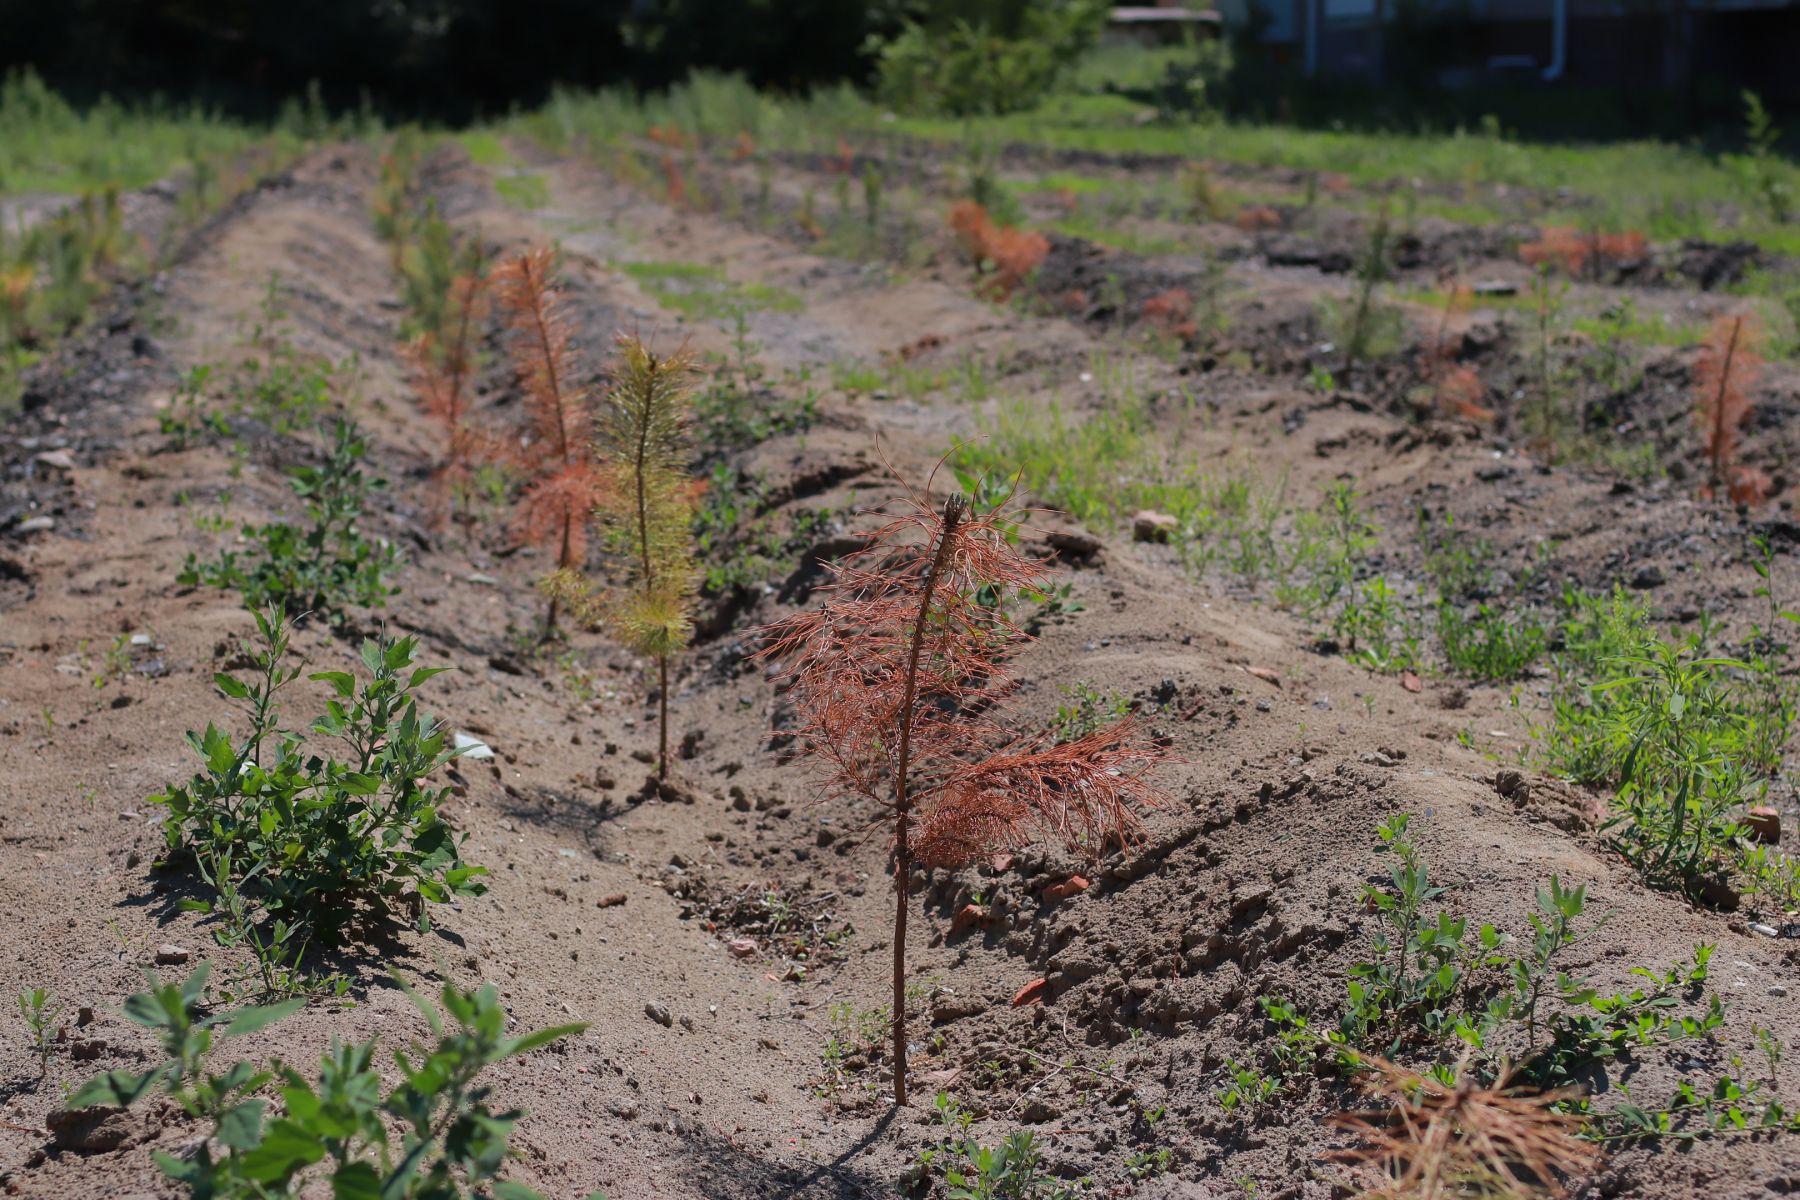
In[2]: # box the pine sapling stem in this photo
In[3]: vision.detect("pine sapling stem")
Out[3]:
[1710,315,1743,493]
[890,494,967,1107]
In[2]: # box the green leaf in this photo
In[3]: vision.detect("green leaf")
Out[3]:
[408,666,452,688]
[310,671,357,698]
[216,1099,268,1150]
[500,1023,588,1059]
[225,997,305,1038]
[67,1067,163,1109]
[214,673,252,699]
[332,1162,384,1200]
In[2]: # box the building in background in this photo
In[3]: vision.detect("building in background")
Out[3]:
[1205,0,1798,105]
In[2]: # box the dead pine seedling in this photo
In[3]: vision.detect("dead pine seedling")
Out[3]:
[1332,1055,1596,1200]
[1419,278,1491,422]
[754,478,1170,1105]
[492,247,604,635]
[1695,313,1769,504]
[590,336,700,784]
[406,269,493,522]
[948,201,1049,301]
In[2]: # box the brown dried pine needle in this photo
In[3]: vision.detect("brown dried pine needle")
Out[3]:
[1332,1056,1596,1200]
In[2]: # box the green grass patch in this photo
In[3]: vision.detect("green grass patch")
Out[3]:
[619,259,802,319]
[494,173,550,210]
[1,68,296,197]
[1051,213,1187,256]
[1571,311,1704,347]
[457,130,512,168]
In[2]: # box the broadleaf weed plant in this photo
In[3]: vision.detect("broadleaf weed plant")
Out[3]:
[1257,815,1771,1152]
[152,607,487,955]
[70,965,588,1200]
[178,418,404,624]
[754,475,1169,1104]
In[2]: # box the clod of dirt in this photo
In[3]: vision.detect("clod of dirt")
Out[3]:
[1745,805,1781,844]
[1043,529,1104,564]
[1131,510,1178,543]
[644,1001,673,1027]
[1494,769,1531,804]
[596,893,627,908]
[45,1106,146,1155]
[154,943,189,965]
[727,938,757,958]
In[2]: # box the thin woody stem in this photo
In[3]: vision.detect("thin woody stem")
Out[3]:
[889,493,967,1107]
[1710,316,1743,493]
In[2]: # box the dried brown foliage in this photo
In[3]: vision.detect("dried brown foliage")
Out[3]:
[405,271,494,519]
[949,201,1049,300]
[1333,1056,1596,1200]
[491,248,604,624]
[1235,204,1282,233]
[1519,226,1646,277]
[1420,282,1493,421]
[731,131,756,162]
[1696,313,1767,503]
[1142,288,1198,340]
[661,155,687,209]
[754,478,1168,1104]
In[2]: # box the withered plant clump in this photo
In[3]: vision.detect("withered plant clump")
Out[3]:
[755,480,1169,1105]
[492,247,604,630]
[1142,288,1198,340]
[1421,281,1492,422]
[1519,226,1647,278]
[949,201,1049,300]
[1695,313,1769,504]
[1332,1055,1596,1200]
[1235,204,1282,233]
[405,270,492,519]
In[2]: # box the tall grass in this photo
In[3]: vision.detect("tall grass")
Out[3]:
[0,68,282,197]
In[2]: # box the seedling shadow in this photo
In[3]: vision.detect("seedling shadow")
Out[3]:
[670,1107,896,1199]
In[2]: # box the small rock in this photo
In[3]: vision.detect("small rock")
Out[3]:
[155,944,190,965]
[1130,510,1179,543]
[1751,922,1781,938]
[608,1100,640,1119]
[1630,565,1666,590]
[1471,279,1518,298]
[1042,875,1090,902]
[34,449,76,471]
[596,893,627,908]
[949,904,989,936]
[1358,751,1399,768]
[1494,769,1530,803]
[644,1001,673,1027]
[46,1106,140,1154]
[466,572,500,586]
[1771,984,1789,997]
[727,938,758,958]
[14,516,55,534]
[1744,805,1781,844]
[1045,529,1103,561]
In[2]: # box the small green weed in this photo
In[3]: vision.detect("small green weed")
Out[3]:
[70,965,589,1200]
[1051,681,1130,743]
[178,418,405,622]
[152,609,486,950]
[494,173,550,210]
[19,987,59,1076]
